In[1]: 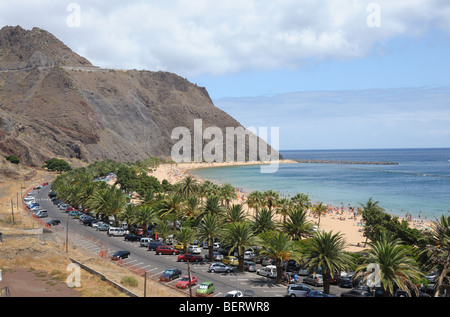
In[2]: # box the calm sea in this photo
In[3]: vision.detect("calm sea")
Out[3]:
[192,148,450,220]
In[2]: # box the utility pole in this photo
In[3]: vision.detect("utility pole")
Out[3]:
[10,198,14,223]
[66,214,69,253]
[144,271,147,297]
[187,261,192,297]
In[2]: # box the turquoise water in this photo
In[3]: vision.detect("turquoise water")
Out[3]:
[192,148,450,220]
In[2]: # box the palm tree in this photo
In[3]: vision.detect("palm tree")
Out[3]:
[252,207,277,235]
[158,194,184,231]
[134,205,159,237]
[305,230,354,294]
[198,195,225,219]
[311,202,328,228]
[176,227,197,253]
[119,203,138,230]
[177,176,199,198]
[220,183,237,208]
[224,204,248,223]
[276,197,292,223]
[184,196,202,220]
[425,215,450,297]
[355,232,423,297]
[154,219,173,244]
[282,207,314,240]
[291,193,311,210]
[224,222,260,272]
[197,213,224,262]
[246,191,266,216]
[264,190,279,211]
[260,232,300,284]
[87,186,127,225]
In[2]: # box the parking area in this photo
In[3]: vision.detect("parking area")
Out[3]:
[24,183,347,298]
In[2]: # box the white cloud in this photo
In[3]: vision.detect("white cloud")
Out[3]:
[1,0,449,76]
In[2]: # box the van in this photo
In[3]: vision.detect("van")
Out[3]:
[257,265,277,278]
[34,210,48,218]
[107,227,129,237]
[139,237,151,247]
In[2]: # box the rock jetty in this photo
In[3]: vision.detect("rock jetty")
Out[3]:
[294,160,399,165]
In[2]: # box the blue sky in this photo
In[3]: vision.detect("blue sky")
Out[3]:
[1,0,450,150]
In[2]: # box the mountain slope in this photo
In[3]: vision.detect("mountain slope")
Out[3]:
[0,26,278,167]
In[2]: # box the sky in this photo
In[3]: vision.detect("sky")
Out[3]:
[1,0,449,150]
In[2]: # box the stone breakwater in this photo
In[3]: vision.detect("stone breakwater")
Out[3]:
[294,159,399,165]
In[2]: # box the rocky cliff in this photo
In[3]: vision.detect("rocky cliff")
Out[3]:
[0,26,278,168]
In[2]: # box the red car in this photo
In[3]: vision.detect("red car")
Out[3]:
[176,275,198,289]
[65,207,77,213]
[177,253,203,263]
[155,246,179,255]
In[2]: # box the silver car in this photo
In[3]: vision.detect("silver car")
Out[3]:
[208,262,233,273]
[303,274,323,286]
[286,283,312,297]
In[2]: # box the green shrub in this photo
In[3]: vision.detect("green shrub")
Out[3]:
[121,276,138,288]
[5,155,20,164]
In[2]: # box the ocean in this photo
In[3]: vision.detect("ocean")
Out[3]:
[191,148,450,220]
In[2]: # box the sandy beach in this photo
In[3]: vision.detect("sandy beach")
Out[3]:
[148,161,371,252]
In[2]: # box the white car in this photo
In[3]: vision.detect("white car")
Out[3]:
[257,265,277,278]
[244,251,255,261]
[188,245,202,254]
[225,290,243,297]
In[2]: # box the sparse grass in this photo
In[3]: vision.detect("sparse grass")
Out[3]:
[0,171,186,297]
[121,276,138,288]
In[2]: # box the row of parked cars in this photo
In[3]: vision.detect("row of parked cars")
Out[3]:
[24,187,50,220]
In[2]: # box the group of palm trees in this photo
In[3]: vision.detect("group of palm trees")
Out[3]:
[51,160,450,297]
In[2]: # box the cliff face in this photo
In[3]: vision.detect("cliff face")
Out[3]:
[0,26,278,167]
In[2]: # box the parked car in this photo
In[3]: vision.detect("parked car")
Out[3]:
[176,275,198,289]
[257,265,277,278]
[82,217,97,226]
[222,256,239,266]
[204,251,224,262]
[108,227,129,237]
[208,262,233,273]
[96,223,110,231]
[178,253,203,262]
[47,219,61,226]
[110,250,130,261]
[286,283,312,297]
[307,290,334,297]
[303,273,323,286]
[124,234,142,242]
[139,237,152,247]
[59,203,70,210]
[261,257,275,266]
[244,251,256,261]
[425,273,438,284]
[69,210,81,217]
[340,289,373,297]
[225,290,243,297]
[34,210,48,218]
[338,276,353,288]
[155,245,180,255]
[159,268,182,282]
[187,245,202,254]
[196,282,215,296]
[243,261,256,272]
[148,241,165,251]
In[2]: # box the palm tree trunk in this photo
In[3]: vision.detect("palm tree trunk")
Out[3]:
[434,250,450,297]
[276,259,283,284]
[323,271,331,294]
